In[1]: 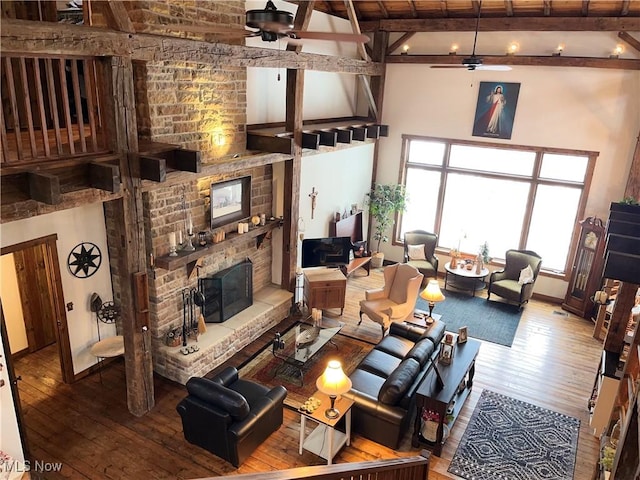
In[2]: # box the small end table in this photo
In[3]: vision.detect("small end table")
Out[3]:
[299,391,353,464]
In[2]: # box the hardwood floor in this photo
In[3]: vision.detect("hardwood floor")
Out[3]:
[12,268,602,479]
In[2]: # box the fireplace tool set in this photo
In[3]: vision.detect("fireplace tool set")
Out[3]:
[164,288,207,354]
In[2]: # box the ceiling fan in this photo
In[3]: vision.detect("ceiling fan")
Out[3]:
[431,1,511,71]
[165,1,369,44]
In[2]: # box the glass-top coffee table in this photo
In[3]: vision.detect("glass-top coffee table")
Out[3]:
[444,261,489,296]
[272,316,343,385]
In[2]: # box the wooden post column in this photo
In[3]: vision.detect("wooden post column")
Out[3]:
[281,2,313,293]
[102,56,154,416]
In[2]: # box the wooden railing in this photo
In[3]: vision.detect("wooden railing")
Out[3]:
[193,452,430,480]
[1,54,107,166]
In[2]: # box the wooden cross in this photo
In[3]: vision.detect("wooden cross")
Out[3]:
[309,187,319,219]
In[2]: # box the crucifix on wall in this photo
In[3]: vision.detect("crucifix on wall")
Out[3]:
[309,187,319,219]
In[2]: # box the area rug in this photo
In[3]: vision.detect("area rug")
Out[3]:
[416,289,522,347]
[448,390,580,480]
[238,325,373,409]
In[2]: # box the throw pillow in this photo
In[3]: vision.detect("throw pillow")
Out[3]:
[407,244,426,261]
[518,264,534,285]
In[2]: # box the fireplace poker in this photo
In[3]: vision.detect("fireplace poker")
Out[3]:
[182,289,188,347]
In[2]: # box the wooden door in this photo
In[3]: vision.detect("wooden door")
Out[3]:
[13,244,57,352]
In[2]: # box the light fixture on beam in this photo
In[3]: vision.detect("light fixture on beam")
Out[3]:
[401,44,410,55]
[553,44,564,56]
[506,42,519,56]
[610,44,624,59]
[449,43,459,55]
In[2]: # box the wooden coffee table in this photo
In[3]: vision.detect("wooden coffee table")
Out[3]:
[444,262,489,297]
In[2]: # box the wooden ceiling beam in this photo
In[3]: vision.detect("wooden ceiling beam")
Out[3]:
[287,0,314,54]
[343,0,369,61]
[361,16,640,32]
[103,0,135,33]
[619,31,640,53]
[385,54,640,70]
[0,19,383,76]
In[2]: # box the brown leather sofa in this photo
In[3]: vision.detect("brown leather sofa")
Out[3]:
[176,366,287,467]
[344,319,446,449]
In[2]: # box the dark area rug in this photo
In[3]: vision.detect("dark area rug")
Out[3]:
[238,325,373,409]
[416,290,522,347]
[448,389,580,480]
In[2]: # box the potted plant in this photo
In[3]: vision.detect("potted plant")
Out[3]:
[479,241,491,264]
[366,184,407,268]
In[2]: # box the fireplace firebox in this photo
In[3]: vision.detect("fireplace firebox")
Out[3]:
[199,259,253,323]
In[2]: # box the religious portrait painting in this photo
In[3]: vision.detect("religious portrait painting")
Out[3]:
[472,81,521,140]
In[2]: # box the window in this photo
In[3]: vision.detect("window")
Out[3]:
[398,135,596,275]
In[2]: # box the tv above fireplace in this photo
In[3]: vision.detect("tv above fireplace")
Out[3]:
[301,237,352,268]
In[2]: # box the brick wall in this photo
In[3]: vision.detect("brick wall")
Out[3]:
[101,1,286,380]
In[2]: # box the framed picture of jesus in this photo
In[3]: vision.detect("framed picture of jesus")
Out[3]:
[472,81,521,140]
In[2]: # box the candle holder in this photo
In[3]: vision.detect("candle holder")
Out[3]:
[183,233,196,252]
[169,244,178,257]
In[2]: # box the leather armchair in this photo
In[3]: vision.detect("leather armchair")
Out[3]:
[487,249,542,309]
[176,366,287,467]
[403,230,439,283]
[358,263,424,335]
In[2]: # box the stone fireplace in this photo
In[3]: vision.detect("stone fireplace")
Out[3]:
[199,259,253,323]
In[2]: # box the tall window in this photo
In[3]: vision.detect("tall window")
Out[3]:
[398,136,597,275]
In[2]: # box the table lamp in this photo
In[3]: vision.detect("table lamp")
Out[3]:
[420,279,445,320]
[316,360,352,419]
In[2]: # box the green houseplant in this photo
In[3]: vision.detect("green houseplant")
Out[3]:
[366,184,408,267]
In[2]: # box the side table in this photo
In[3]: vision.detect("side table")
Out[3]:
[299,391,353,464]
[303,268,347,315]
[412,338,481,456]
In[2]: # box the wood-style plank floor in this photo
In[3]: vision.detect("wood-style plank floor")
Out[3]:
[13,268,603,479]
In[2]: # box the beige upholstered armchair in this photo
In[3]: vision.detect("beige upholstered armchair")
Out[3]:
[358,263,424,335]
[487,249,542,309]
[403,230,439,283]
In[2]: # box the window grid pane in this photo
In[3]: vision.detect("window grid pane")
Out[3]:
[399,136,592,275]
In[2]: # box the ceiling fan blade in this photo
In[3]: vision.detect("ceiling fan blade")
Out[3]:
[476,65,512,71]
[289,31,370,43]
[161,23,254,37]
[430,65,468,69]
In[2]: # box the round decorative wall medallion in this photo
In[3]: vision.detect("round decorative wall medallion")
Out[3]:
[67,242,102,278]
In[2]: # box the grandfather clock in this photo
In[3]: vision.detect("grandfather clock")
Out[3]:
[562,217,606,318]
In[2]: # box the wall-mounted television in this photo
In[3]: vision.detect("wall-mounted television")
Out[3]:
[301,237,352,268]
[210,176,251,228]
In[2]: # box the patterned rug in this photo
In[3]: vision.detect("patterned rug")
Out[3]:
[448,390,580,480]
[416,289,522,347]
[238,325,373,409]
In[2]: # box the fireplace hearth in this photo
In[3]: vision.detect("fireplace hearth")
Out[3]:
[199,259,253,323]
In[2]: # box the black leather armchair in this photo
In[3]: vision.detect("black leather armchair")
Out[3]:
[176,366,287,467]
[403,230,439,283]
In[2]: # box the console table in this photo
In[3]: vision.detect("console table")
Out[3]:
[303,268,346,315]
[412,338,481,455]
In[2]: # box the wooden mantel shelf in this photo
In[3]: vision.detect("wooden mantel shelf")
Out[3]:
[155,220,280,274]
[247,117,389,154]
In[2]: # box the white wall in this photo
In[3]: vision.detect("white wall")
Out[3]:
[0,204,115,374]
[246,0,360,124]
[0,332,25,475]
[378,64,640,298]
[0,254,28,354]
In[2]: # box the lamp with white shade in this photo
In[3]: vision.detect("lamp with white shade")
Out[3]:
[420,279,446,321]
[316,360,352,419]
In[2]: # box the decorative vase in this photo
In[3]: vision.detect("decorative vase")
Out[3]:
[475,255,483,274]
